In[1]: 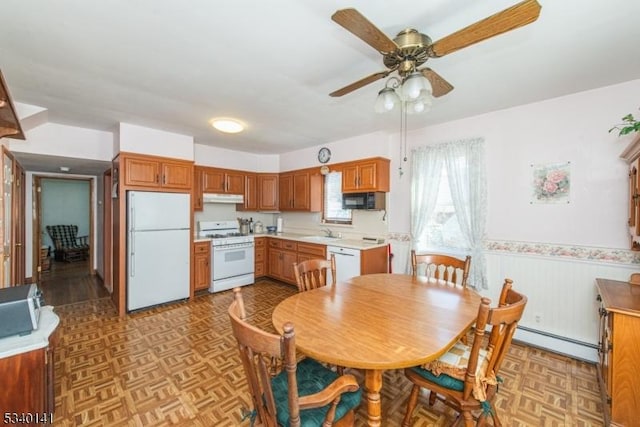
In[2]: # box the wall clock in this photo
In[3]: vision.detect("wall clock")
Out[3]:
[318,147,331,164]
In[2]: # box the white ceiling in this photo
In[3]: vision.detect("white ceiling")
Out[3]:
[1,0,639,157]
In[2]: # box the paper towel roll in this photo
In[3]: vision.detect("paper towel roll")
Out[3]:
[276,217,283,233]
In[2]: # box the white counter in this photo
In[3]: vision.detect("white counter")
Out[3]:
[0,306,59,359]
[253,232,388,251]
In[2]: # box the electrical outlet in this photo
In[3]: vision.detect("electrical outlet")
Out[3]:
[534,313,542,323]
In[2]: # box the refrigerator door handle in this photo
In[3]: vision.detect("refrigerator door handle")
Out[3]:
[130,196,135,231]
[130,232,135,277]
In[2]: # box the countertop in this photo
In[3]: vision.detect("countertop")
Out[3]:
[253,232,388,250]
[193,232,387,250]
[0,306,59,359]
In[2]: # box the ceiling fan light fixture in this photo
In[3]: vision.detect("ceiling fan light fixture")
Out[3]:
[401,72,432,101]
[211,118,245,134]
[406,91,433,114]
[374,87,401,113]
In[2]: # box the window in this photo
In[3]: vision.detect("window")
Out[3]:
[323,171,352,224]
[410,138,487,288]
[422,166,466,251]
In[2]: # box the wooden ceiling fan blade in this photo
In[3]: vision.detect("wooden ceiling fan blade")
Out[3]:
[419,68,454,98]
[429,0,541,58]
[332,8,398,54]
[329,71,391,97]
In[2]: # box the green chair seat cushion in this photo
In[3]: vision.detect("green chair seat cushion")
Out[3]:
[271,358,361,427]
[408,365,464,392]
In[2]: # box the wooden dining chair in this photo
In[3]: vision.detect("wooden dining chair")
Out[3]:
[227,287,361,427]
[411,250,471,288]
[293,254,336,292]
[401,278,527,427]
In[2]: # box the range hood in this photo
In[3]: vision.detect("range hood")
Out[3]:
[0,69,25,140]
[202,193,244,204]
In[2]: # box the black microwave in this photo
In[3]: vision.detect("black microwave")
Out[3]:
[342,192,386,210]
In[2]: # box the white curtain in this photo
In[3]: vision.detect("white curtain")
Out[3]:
[409,147,443,273]
[410,137,488,289]
[443,138,487,289]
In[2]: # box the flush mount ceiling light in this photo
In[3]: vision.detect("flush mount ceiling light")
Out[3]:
[210,118,245,134]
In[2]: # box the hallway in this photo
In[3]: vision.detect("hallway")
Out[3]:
[38,259,109,306]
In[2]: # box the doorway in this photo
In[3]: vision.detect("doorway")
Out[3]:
[33,176,102,305]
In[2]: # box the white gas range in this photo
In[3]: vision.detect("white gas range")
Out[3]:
[198,220,255,293]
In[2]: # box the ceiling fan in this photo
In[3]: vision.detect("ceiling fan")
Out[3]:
[329,0,542,98]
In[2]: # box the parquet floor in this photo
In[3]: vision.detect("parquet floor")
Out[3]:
[49,279,605,426]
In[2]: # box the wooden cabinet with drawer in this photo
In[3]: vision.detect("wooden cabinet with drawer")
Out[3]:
[297,242,326,263]
[595,278,640,426]
[254,237,266,278]
[193,241,211,292]
[268,238,297,284]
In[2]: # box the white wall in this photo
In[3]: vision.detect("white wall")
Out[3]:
[389,79,640,249]
[119,123,193,160]
[279,130,391,171]
[7,122,114,161]
[194,143,279,172]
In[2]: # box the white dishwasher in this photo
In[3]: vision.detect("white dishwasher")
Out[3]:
[327,245,361,283]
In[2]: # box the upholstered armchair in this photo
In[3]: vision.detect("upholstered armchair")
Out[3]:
[46,225,89,262]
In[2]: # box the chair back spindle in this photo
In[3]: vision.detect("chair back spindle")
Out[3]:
[294,254,336,292]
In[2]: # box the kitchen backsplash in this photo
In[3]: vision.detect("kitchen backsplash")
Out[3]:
[194,204,388,240]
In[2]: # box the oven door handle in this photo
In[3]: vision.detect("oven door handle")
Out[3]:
[213,243,254,251]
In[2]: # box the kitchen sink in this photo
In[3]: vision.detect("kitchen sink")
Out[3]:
[300,235,342,242]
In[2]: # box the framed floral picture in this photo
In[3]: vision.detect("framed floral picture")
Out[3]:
[531,161,570,204]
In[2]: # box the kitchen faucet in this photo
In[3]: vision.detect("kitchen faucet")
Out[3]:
[322,228,334,237]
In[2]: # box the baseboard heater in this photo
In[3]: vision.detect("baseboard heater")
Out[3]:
[514,325,598,363]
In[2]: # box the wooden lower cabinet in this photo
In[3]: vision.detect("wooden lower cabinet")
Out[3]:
[193,241,211,292]
[268,239,298,284]
[0,328,58,422]
[297,242,326,263]
[254,237,266,278]
[264,238,387,285]
[595,278,640,426]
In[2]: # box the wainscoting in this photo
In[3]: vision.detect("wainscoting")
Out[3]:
[389,236,640,363]
[488,242,639,362]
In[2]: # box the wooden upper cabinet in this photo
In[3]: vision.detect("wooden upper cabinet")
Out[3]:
[341,158,390,193]
[202,167,244,195]
[258,174,279,211]
[161,160,192,189]
[279,170,321,212]
[193,167,204,211]
[121,153,193,191]
[238,173,257,211]
[279,173,294,210]
[123,156,161,187]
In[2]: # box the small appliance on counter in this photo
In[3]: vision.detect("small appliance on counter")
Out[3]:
[238,218,250,235]
[254,221,264,234]
[0,283,44,339]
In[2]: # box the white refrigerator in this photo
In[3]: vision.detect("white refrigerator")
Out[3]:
[127,191,191,311]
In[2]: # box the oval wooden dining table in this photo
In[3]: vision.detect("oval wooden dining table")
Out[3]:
[272,273,483,427]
